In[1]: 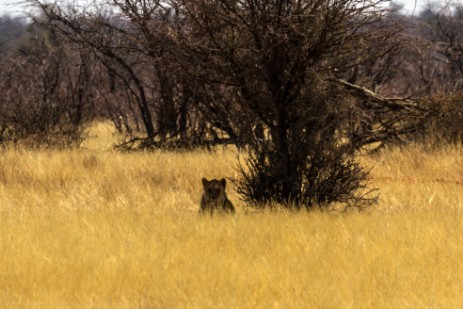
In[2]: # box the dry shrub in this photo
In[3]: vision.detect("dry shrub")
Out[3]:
[418,93,463,144]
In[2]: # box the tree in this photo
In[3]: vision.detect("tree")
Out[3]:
[419,3,463,91]
[0,18,92,147]
[416,3,463,143]
[26,0,224,149]
[170,0,398,208]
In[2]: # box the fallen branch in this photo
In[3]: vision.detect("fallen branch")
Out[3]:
[330,78,427,111]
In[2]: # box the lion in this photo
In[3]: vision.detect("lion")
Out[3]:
[199,178,235,215]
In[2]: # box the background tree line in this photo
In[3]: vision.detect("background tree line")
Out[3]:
[1,0,462,208]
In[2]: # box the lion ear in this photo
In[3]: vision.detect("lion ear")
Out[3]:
[220,178,226,189]
[202,178,209,188]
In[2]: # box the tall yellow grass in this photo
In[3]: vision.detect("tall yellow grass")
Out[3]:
[0,123,462,308]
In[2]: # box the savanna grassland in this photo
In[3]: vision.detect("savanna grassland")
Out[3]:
[0,123,462,308]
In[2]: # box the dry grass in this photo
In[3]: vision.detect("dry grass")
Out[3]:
[0,123,462,308]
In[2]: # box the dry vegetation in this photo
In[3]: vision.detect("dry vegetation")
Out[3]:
[0,123,462,308]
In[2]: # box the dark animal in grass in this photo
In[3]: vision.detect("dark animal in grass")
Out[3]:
[199,178,235,215]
